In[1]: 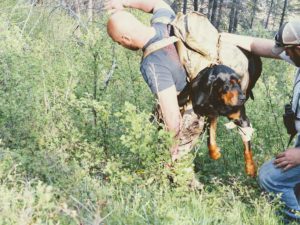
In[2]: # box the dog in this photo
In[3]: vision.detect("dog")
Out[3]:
[178,49,262,177]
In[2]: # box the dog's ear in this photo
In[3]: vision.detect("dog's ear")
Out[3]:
[191,74,210,107]
[191,79,208,105]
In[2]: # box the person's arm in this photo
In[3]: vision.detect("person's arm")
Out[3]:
[220,33,281,59]
[140,63,182,161]
[274,147,300,171]
[123,0,171,13]
[105,0,172,14]
[157,85,181,161]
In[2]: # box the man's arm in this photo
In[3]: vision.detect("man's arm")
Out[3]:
[221,33,281,59]
[105,0,172,14]
[157,85,181,161]
[123,0,172,13]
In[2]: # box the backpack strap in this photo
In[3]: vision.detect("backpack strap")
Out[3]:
[143,36,179,59]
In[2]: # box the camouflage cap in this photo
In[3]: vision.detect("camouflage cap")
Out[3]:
[272,21,300,55]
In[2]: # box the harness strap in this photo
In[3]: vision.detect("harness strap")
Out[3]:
[287,78,300,147]
[216,34,222,64]
[143,36,179,59]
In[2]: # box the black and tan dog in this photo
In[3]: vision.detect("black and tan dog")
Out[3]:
[178,50,262,177]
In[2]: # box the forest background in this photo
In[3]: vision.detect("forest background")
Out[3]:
[0,0,300,224]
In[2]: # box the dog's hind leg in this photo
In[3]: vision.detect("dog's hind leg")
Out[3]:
[229,108,256,177]
[207,116,221,160]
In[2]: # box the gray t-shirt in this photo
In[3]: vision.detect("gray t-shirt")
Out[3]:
[280,52,300,132]
[292,69,300,132]
[140,9,187,94]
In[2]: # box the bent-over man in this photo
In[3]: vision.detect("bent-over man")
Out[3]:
[106,0,190,161]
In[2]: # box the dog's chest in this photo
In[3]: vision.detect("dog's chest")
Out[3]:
[194,102,241,117]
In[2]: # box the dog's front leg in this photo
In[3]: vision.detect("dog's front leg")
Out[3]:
[230,109,256,177]
[207,116,221,160]
[239,128,256,177]
[242,141,256,177]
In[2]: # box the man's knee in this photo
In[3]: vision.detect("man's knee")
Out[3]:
[258,159,281,192]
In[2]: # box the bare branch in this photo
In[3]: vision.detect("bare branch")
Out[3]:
[49,1,89,32]
[104,56,116,88]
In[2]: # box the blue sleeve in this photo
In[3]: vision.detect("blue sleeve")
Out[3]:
[140,63,174,94]
[151,8,175,25]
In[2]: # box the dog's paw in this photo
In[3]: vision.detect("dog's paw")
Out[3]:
[208,146,221,160]
[245,163,256,177]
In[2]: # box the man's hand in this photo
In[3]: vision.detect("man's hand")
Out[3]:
[274,148,300,171]
[104,0,124,14]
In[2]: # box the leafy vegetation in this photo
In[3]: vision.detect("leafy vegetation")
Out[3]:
[0,1,298,224]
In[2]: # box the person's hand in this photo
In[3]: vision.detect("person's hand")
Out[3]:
[104,0,124,14]
[274,147,300,171]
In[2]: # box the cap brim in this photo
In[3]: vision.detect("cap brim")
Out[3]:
[272,45,285,55]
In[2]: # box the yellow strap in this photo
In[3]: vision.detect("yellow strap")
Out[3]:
[143,36,179,59]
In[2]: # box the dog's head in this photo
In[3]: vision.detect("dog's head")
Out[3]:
[210,65,246,107]
[191,65,246,115]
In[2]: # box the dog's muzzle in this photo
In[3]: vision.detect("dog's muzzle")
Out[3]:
[238,94,246,105]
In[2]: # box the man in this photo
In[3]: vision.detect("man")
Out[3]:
[222,21,300,221]
[106,0,190,162]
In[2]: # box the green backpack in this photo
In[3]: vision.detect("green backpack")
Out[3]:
[143,11,250,92]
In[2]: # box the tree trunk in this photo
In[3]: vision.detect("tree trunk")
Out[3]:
[265,0,274,29]
[194,0,199,11]
[233,0,240,32]
[211,0,219,26]
[279,0,288,28]
[74,0,81,17]
[216,0,223,30]
[272,0,279,30]
[250,0,258,29]
[199,0,205,13]
[88,0,93,21]
[183,0,188,14]
[228,0,237,32]
[208,0,214,19]
[171,0,181,13]
[92,52,98,126]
